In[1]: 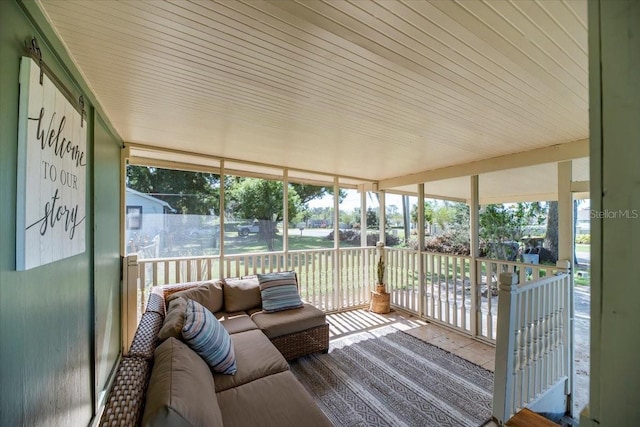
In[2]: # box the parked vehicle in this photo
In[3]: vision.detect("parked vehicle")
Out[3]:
[237,221,260,236]
[237,220,279,237]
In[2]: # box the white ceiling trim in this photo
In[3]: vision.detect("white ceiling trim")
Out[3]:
[380,138,588,189]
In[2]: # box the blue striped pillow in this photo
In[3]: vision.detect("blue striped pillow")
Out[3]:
[182,299,237,375]
[257,272,303,313]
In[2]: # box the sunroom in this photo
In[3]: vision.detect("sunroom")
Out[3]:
[2,0,637,426]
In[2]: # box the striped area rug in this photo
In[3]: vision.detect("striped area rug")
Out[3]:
[290,327,493,427]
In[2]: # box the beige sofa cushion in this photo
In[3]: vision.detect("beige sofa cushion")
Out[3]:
[157,297,187,341]
[166,280,224,314]
[223,276,261,312]
[216,371,333,427]
[251,303,327,338]
[215,312,259,335]
[212,329,289,392]
[142,337,223,427]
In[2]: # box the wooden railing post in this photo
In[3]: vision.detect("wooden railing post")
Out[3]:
[469,175,480,337]
[122,254,139,355]
[556,259,573,416]
[493,272,519,424]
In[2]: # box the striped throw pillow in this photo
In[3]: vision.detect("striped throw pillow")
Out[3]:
[257,272,304,313]
[182,299,237,375]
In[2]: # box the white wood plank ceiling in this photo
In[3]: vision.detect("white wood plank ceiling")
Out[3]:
[38,0,589,201]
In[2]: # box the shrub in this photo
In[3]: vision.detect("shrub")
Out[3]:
[576,234,590,244]
[407,232,470,255]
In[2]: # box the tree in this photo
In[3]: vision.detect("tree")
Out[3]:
[545,201,559,262]
[366,208,379,229]
[126,166,219,215]
[479,203,545,260]
[448,202,470,246]
[226,178,334,250]
[411,200,435,232]
[226,179,298,250]
[386,204,401,225]
[432,204,455,234]
[289,184,345,205]
[339,209,358,227]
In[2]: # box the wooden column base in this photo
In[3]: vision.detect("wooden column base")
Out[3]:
[369,291,390,314]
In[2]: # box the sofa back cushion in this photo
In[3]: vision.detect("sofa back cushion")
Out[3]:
[165,280,223,314]
[182,299,237,375]
[223,276,262,312]
[157,297,187,342]
[257,272,304,313]
[142,337,223,427]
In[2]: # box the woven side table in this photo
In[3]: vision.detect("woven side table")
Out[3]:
[369,291,390,314]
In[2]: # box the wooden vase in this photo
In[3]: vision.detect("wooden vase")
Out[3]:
[376,284,386,294]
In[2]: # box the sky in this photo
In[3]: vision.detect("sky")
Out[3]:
[307,190,408,212]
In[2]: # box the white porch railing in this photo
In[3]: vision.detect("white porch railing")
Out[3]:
[384,248,560,343]
[130,247,376,317]
[492,263,572,424]
[124,248,563,344]
[423,251,474,333]
[475,258,564,342]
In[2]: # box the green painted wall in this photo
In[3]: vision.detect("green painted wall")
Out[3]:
[587,0,640,425]
[0,1,122,425]
[93,113,122,407]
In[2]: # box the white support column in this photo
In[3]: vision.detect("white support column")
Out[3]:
[492,272,519,424]
[120,147,128,257]
[379,190,386,244]
[122,254,139,354]
[558,161,573,266]
[333,177,341,310]
[418,183,425,317]
[283,169,289,256]
[219,160,225,278]
[360,188,367,247]
[558,160,575,416]
[360,187,370,295]
[469,175,480,337]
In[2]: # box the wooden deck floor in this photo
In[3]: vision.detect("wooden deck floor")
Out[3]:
[326,308,495,372]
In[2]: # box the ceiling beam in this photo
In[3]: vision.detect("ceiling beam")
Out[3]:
[571,180,590,192]
[477,192,558,205]
[379,139,588,189]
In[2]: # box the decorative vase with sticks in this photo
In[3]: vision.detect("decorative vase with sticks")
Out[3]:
[376,241,386,294]
[370,241,390,313]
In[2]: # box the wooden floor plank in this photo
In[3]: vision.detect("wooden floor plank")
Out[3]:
[506,408,559,427]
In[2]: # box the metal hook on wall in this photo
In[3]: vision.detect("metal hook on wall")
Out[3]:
[79,95,86,128]
[26,37,43,85]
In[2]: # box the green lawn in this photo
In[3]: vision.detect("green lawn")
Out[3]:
[222,234,363,254]
[576,243,590,253]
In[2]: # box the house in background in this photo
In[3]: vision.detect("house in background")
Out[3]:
[124,188,175,255]
[577,208,591,235]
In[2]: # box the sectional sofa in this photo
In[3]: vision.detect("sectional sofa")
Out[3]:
[99,272,332,427]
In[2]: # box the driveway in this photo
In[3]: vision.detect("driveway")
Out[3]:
[573,284,590,418]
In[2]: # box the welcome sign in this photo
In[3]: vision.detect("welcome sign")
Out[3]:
[16,57,87,270]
